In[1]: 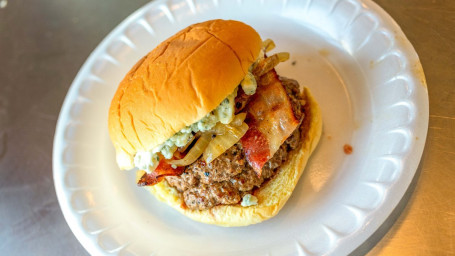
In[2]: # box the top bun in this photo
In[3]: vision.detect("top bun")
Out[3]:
[108,20,262,169]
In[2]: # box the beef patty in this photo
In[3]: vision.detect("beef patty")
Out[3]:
[165,77,306,210]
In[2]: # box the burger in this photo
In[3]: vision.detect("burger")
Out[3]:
[108,19,322,226]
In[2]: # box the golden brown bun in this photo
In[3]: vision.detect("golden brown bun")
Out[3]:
[143,87,322,226]
[108,20,262,169]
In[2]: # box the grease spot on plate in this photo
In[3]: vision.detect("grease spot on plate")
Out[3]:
[369,60,375,69]
[318,49,330,57]
[344,144,353,154]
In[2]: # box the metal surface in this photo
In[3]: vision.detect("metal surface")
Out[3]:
[364,0,455,255]
[0,0,453,255]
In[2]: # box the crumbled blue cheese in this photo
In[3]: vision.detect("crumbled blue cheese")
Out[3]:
[134,151,160,172]
[241,194,258,207]
[214,87,237,124]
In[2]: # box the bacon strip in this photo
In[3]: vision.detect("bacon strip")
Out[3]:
[240,125,270,171]
[240,69,300,176]
[137,160,184,186]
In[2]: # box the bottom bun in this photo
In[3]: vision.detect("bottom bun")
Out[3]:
[141,87,322,227]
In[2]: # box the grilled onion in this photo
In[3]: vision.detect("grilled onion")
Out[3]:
[178,135,196,152]
[203,122,249,163]
[169,133,211,166]
[276,52,290,62]
[262,39,276,52]
[230,112,247,127]
[253,52,290,77]
[209,123,227,135]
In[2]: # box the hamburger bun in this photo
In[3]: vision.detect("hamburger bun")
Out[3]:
[108,20,262,169]
[140,87,322,226]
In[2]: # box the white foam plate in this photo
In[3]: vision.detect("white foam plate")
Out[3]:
[53,0,429,255]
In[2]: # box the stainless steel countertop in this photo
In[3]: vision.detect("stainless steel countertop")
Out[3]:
[0,0,453,255]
